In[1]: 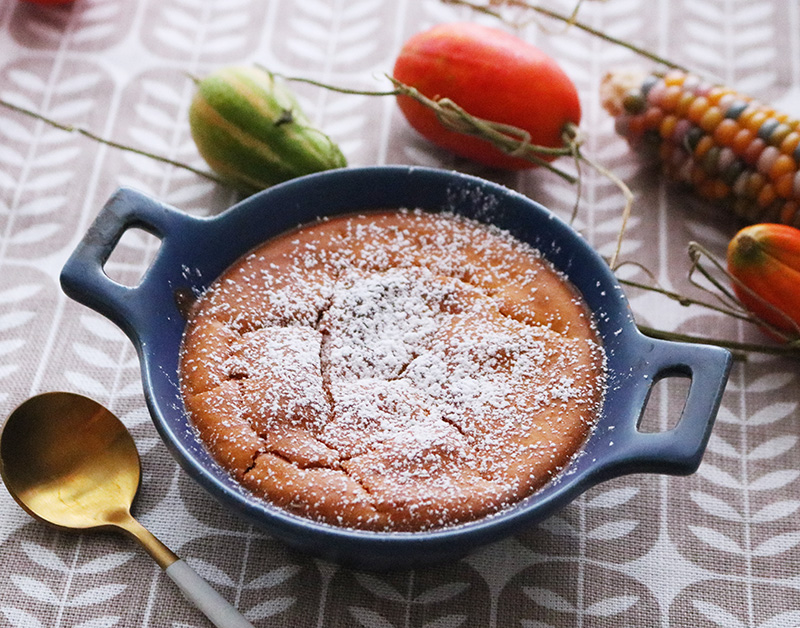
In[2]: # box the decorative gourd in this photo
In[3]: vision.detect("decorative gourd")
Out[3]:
[727,223,800,339]
[392,22,581,170]
[189,66,346,193]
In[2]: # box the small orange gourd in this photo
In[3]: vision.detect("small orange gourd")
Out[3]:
[727,223,800,339]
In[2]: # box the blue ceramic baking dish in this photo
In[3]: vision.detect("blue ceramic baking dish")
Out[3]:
[60,166,731,570]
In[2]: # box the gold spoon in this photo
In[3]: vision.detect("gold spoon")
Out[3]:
[0,391,254,628]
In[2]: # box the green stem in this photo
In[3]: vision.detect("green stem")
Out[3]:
[0,97,232,189]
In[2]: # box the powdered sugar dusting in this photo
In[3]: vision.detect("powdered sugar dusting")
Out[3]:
[180,209,606,531]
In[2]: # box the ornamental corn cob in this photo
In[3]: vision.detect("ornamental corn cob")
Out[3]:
[601,69,800,226]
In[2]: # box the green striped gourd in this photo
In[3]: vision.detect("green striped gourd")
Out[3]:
[189,66,346,193]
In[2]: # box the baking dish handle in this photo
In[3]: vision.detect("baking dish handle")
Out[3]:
[597,338,732,479]
[60,187,202,336]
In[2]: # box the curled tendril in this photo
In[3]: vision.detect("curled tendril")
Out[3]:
[688,242,800,343]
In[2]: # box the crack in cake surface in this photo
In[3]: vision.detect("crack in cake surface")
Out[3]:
[179,209,607,531]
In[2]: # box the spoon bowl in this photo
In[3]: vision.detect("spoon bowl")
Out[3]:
[0,391,254,628]
[1,392,140,531]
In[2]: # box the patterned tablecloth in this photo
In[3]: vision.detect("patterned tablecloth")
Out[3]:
[1,1,799,626]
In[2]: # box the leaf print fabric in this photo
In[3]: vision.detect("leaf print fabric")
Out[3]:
[0,0,799,627]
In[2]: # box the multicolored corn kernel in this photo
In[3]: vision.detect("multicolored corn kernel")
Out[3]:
[601,69,800,227]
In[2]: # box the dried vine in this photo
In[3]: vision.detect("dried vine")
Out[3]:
[443,0,689,71]
[0,96,228,188]
[279,72,632,268]
[687,243,800,344]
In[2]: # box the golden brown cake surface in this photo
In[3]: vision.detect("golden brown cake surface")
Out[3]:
[179,210,606,531]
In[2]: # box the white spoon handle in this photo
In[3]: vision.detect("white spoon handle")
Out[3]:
[166,559,254,628]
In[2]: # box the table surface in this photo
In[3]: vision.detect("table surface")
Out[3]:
[1,1,799,627]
